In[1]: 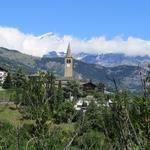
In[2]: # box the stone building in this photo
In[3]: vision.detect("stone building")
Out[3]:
[64,43,73,79]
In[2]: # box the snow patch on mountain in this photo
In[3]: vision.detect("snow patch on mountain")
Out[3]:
[43,51,150,67]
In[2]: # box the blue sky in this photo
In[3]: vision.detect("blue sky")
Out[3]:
[0,0,150,56]
[0,0,149,39]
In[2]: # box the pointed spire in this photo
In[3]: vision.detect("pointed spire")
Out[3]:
[66,43,71,57]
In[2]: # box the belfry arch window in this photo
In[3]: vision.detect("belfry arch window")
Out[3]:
[67,59,71,63]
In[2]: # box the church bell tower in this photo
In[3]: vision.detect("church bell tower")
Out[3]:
[64,43,73,79]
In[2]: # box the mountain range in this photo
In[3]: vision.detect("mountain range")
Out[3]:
[0,47,148,92]
[44,51,150,68]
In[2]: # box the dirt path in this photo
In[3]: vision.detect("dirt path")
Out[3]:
[0,101,14,105]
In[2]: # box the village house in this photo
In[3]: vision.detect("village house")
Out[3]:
[0,67,7,84]
[81,81,97,92]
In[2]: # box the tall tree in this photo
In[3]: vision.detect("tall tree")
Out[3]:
[13,68,26,89]
[56,81,64,109]
[12,69,27,105]
[45,72,57,113]
[64,80,81,100]
[2,72,12,89]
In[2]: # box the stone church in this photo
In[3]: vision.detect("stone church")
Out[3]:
[64,43,73,79]
[63,44,98,91]
[55,43,73,86]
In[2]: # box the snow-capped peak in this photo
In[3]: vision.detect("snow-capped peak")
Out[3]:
[38,32,55,39]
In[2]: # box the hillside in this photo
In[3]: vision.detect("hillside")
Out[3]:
[0,47,39,73]
[40,57,144,92]
[0,47,146,92]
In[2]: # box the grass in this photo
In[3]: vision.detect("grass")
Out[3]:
[0,104,33,126]
[0,88,76,132]
[0,104,75,131]
[0,87,15,101]
[0,104,78,149]
[51,122,75,133]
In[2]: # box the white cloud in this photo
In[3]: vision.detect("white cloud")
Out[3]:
[0,26,150,57]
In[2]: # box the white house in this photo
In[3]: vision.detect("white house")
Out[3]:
[0,67,8,84]
[74,96,93,111]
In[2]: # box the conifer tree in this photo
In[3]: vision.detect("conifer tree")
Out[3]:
[56,80,64,109]
[2,72,12,89]
[12,69,27,105]
[45,72,57,113]
[13,68,26,89]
